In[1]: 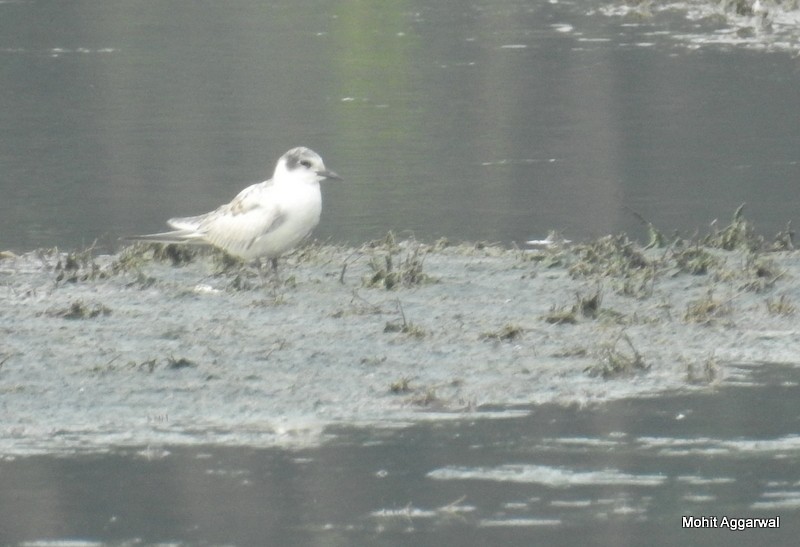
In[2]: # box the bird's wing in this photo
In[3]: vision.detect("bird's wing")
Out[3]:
[169,182,286,256]
[167,181,267,230]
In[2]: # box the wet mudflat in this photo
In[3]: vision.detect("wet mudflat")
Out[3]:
[3,213,800,544]
[2,211,799,454]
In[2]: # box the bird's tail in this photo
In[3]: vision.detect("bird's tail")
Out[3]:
[123,215,209,245]
[121,229,205,246]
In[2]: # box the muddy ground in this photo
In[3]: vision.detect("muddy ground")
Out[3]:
[2,212,799,455]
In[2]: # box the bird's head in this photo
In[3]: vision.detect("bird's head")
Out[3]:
[274,147,341,185]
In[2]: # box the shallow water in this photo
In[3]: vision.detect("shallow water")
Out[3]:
[1,0,799,251]
[2,363,799,546]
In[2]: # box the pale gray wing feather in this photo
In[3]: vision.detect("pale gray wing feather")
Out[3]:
[168,182,285,255]
[123,229,205,245]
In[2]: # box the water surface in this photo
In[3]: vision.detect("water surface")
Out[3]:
[2,363,799,546]
[1,0,798,251]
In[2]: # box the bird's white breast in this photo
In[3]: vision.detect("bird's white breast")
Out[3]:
[243,181,321,260]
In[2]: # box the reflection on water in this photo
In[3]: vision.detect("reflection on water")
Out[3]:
[1,0,799,252]
[2,363,799,546]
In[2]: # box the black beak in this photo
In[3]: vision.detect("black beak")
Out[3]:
[317,169,342,181]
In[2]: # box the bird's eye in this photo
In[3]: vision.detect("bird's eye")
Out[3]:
[299,159,312,168]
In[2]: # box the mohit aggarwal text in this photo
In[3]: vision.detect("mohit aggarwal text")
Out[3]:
[682,515,780,531]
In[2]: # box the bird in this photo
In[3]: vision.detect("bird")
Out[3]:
[126,146,341,273]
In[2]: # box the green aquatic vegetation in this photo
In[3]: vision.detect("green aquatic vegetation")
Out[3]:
[562,206,795,300]
[151,243,199,266]
[570,234,650,275]
[537,248,568,269]
[365,247,430,289]
[88,357,160,375]
[576,289,603,319]
[703,204,764,252]
[386,377,440,407]
[765,294,795,316]
[684,290,733,323]
[383,300,426,338]
[93,357,192,374]
[770,221,795,251]
[725,0,760,16]
[113,242,204,273]
[431,237,452,251]
[166,356,197,370]
[330,290,383,318]
[740,254,784,292]
[360,355,387,367]
[138,359,158,373]
[619,267,657,299]
[686,354,721,385]
[110,243,151,274]
[389,377,413,394]
[541,289,603,325]
[289,238,328,264]
[47,300,111,319]
[410,387,439,407]
[362,232,431,290]
[388,377,465,410]
[56,241,197,285]
[543,305,577,325]
[210,247,245,272]
[643,221,667,250]
[107,245,160,288]
[523,233,575,271]
[481,323,525,341]
[671,245,720,276]
[384,320,426,338]
[627,208,667,250]
[227,272,258,291]
[52,244,107,284]
[551,346,588,358]
[586,333,649,379]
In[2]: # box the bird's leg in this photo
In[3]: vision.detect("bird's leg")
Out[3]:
[268,258,282,290]
[254,258,281,291]
[254,259,269,288]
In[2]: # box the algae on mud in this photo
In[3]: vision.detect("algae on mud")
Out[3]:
[1,212,799,454]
